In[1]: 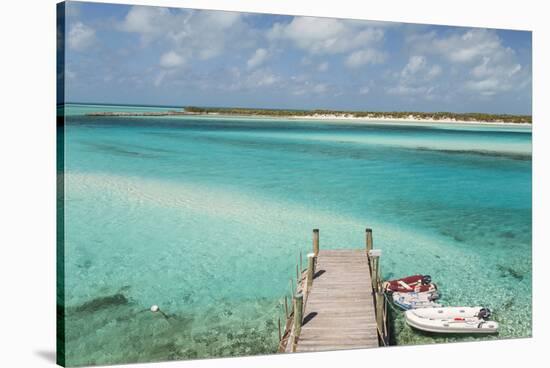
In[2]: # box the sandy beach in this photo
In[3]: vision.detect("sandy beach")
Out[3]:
[189,112,533,127]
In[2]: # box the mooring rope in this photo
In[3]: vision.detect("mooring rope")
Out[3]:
[383,291,402,314]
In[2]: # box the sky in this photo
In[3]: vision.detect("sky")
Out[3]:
[60,1,532,114]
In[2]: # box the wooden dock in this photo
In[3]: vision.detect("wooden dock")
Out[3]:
[278,229,389,353]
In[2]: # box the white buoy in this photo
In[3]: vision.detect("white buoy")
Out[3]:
[150,305,159,313]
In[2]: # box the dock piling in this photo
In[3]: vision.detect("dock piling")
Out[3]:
[370,253,380,292]
[313,229,319,256]
[368,248,387,345]
[278,317,282,341]
[366,228,373,254]
[292,293,304,344]
[293,293,304,330]
[375,291,386,345]
[284,295,289,318]
[306,253,315,291]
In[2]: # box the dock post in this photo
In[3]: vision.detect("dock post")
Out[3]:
[278,317,282,341]
[293,293,304,335]
[306,253,315,291]
[313,229,319,256]
[369,248,385,344]
[370,254,380,292]
[366,228,373,254]
[292,293,304,351]
[284,295,289,318]
[375,291,385,345]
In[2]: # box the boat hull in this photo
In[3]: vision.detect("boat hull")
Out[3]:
[405,307,499,334]
[383,275,436,293]
[392,291,441,310]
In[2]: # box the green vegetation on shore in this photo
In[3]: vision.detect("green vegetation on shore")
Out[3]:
[184,106,532,124]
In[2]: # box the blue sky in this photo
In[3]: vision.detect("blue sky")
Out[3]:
[61,1,532,114]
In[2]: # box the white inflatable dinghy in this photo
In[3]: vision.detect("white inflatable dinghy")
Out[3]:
[405,307,499,334]
[392,291,441,310]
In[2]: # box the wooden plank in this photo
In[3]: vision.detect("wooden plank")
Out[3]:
[301,321,377,328]
[299,332,379,338]
[301,322,377,328]
[299,334,379,341]
[297,342,379,348]
[298,343,379,348]
[305,296,372,300]
[296,344,378,352]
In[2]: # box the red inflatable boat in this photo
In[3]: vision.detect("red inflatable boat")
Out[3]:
[383,274,437,293]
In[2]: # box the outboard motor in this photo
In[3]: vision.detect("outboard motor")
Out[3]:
[421,275,432,285]
[428,291,441,301]
[477,308,491,320]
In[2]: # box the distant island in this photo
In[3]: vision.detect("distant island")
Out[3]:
[86,106,532,124]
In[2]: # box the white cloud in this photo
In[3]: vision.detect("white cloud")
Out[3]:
[118,6,172,39]
[345,49,386,68]
[269,16,384,55]
[471,56,491,78]
[467,55,522,95]
[359,86,370,95]
[386,85,435,98]
[400,55,441,81]
[465,56,523,96]
[288,77,331,96]
[317,62,329,72]
[119,6,252,61]
[160,51,185,68]
[427,65,442,79]
[385,55,442,100]
[186,11,248,60]
[68,22,96,51]
[153,71,168,87]
[464,79,500,96]
[248,69,280,87]
[447,31,502,63]
[219,68,282,91]
[312,83,328,94]
[66,2,81,18]
[407,29,529,96]
[401,55,426,77]
[407,29,519,66]
[247,48,269,69]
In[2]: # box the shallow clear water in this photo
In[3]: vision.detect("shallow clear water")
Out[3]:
[60,104,532,366]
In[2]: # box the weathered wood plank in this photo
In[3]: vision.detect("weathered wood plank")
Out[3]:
[299,334,379,342]
[297,344,379,352]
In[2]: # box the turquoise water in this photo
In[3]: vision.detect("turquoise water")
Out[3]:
[59,104,532,366]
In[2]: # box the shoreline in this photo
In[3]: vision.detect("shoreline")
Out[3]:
[219,113,533,127]
[85,110,532,127]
